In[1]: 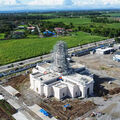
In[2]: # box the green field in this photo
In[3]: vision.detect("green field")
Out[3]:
[45,17,120,29]
[0,33,5,39]
[106,23,120,29]
[0,32,106,65]
[106,13,120,17]
[45,17,91,25]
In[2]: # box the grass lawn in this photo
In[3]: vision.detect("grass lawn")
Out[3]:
[0,32,106,65]
[0,33,5,39]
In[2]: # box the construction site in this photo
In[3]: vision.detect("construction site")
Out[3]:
[1,42,120,120]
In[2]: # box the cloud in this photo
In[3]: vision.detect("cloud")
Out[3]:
[63,0,73,5]
[74,0,120,7]
[0,0,21,5]
[28,0,64,6]
[0,0,120,9]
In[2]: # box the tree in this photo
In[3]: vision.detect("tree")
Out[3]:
[115,37,120,43]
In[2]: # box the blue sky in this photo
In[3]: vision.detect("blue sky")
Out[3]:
[0,0,120,11]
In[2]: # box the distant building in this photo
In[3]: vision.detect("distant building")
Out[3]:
[30,41,94,100]
[113,52,120,62]
[27,26,35,31]
[96,47,115,55]
[43,30,55,37]
[66,29,73,32]
[17,26,25,29]
[54,28,65,35]
[11,31,26,39]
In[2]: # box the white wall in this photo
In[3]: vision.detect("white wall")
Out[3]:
[73,85,81,98]
[30,74,35,90]
[53,86,68,100]
[44,85,53,97]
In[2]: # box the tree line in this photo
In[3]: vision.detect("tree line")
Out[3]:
[78,25,120,38]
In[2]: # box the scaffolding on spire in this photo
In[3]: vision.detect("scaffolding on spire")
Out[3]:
[51,41,70,75]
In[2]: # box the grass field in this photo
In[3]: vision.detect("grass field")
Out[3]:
[45,17,120,29]
[0,33,5,39]
[0,32,106,65]
[45,17,91,25]
[106,13,120,17]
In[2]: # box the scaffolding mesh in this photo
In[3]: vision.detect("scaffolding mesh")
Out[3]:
[51,41,70,75]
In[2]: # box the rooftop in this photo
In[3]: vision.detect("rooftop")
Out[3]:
[96,47,114,52]
[37,63,50,69]
[53,82,67,89]
[63,73,93,86]
[37,73,58,83]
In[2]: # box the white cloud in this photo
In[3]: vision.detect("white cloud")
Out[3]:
[0,0,120,9]
[74,0,120,6]
[102,0,120,5]
[0,0,21,5]
[28,0,64,6]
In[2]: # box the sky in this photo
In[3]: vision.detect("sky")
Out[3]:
[0,0,120,11]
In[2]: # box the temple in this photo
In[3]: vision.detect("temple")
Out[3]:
[30,41,94,100]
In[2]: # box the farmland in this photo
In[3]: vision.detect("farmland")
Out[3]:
[0,32,106,65]
[46,17,120,29]
[45,17,91,25]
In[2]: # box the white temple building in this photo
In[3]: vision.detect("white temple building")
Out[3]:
[30,41,94,100]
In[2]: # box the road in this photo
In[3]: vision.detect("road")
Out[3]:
[0,38,114,73]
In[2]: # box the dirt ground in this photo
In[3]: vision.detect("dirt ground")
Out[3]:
[0,100,16,120]
[73,54,120,80]
[73,54,120,90]
[0,108,12,120]
[4,75,96,120]
[39,98,96,120]
[3,53,120,120]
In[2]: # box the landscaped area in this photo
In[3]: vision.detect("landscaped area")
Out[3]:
[0,31,106,65]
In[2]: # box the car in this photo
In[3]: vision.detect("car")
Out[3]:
[19,62,24,65]
[45,60,53,63]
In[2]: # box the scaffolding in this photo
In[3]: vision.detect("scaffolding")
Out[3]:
[51,41,70,75]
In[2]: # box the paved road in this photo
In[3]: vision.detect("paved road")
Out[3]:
[0,38,114,73]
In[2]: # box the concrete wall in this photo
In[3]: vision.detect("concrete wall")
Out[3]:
[44,85,53,97]
[53,86,68,100]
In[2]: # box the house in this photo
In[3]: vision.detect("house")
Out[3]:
[27,26,35,31]
[54,28,65,35]
[11,31,26,39]
[43,30,55,37]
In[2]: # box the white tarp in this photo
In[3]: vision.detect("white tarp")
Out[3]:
[0,95,4,100]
